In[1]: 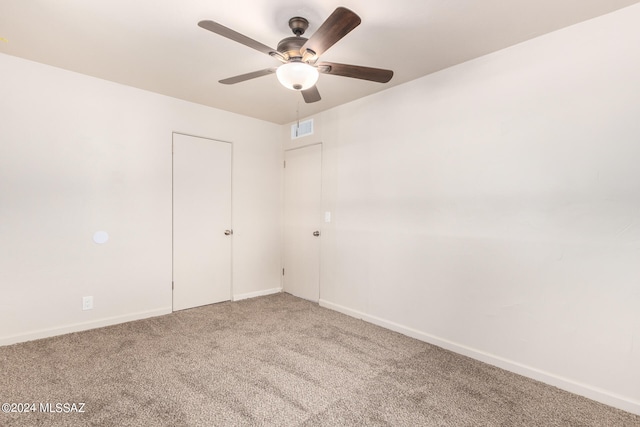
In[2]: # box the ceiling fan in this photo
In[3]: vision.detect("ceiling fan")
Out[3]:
[198,7,393,103]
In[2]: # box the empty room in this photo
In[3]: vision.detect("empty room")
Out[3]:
[1,1,639,425]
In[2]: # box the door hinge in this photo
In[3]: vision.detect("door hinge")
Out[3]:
[282,268,285,276]
[283,160,286,168]
[172,281,174,290]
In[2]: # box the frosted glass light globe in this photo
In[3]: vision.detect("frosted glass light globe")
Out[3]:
[276,62,319,91]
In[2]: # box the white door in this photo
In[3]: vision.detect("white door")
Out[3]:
[283,144,322,301]
[173,133,232,311]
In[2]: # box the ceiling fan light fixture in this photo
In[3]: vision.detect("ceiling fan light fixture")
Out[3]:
[276,62,319,91]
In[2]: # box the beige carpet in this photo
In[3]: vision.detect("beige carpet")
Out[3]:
[1,293,638,426]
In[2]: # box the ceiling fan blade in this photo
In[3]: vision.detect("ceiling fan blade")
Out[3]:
[317,62,393,83]
[219,68,277,85]
[198,20,280,58]
[300,7,361,59]
[301,86,321,103]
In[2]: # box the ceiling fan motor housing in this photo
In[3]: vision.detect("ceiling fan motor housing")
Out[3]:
[277,36,307,60]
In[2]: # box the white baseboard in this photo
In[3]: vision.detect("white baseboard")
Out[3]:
[1,289,284,346]
[233,287,282,302]
[0,307,172,347]
[319,299,640,416]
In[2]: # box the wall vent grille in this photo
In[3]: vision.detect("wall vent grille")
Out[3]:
[291,119,314,139]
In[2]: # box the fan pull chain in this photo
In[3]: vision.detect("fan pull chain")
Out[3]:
[296,102,300,137]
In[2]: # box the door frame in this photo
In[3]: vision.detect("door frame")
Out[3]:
[172,131,234,311]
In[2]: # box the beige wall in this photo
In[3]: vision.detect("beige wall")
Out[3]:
[0,54,283,345]
[289,4,640,414]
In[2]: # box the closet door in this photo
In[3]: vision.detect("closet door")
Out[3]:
[173,133,232,310]
[283,143,322,302]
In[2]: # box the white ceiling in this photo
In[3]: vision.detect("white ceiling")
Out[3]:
[2,0,639,124]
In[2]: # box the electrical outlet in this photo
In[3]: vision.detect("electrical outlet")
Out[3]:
[82,296,93,311]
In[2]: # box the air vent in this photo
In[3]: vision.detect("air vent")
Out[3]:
[291,119,314,139]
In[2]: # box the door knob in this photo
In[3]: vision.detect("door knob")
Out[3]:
[224,229,233,236]
[313,231,320,237]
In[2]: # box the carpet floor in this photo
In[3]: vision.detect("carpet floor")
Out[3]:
[1,293,638,426]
